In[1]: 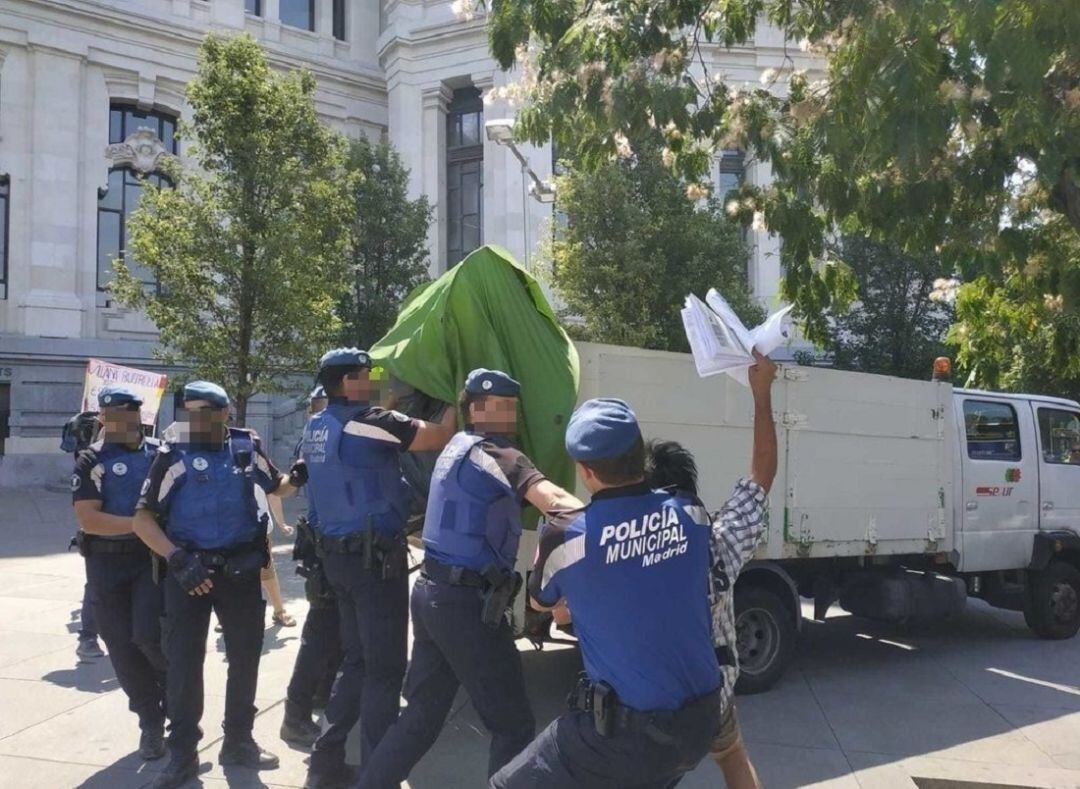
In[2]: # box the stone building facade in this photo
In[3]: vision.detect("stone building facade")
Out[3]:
[0,0,804,484]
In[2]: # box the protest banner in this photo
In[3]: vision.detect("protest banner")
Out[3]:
[81,359,168,426]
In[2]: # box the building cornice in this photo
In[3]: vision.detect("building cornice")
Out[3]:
[3,0,388,102]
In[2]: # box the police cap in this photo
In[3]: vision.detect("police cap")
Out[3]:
[183,380,229,409]
[465,368,520,398]
[318,347,371,374]
[565,398,642,461]
[98,385,143,409]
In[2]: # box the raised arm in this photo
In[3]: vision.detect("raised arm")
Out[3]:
[408,405,457,453]
[747,349,777,494]
[524,479,584,514]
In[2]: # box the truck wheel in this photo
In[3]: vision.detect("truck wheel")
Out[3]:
[734,586,796,695]
[1024,561,1080,640]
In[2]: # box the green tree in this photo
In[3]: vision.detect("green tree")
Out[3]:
[950,222,1080,400]
[816,237,953,380]
[111,34,354,424]
[550,137,762,352]
[485,0,1080,356]
[340,137,432,348]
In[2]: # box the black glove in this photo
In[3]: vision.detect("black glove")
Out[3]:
[288,459,308,487]
[168,548,210,593]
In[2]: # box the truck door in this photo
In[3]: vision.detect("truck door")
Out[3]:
[1032,404,1080,535]
[957,396,1039,571]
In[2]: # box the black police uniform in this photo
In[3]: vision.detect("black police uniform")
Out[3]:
[301,399,420,784]
[72,437,166,740]
[137,426,283,764]
[281,489,343,745]
[358,431,540,788]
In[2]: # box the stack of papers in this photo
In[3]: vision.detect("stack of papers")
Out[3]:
[681,289,793,384]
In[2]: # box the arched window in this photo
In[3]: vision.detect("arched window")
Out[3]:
[97,105,178,294]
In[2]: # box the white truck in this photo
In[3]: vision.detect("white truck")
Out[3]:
[517,341,1080,694]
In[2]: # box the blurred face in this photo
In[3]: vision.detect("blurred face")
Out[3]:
[99,404,142,446]
[180,400,229,444]
[469,395,519,435]
[340,369,375,404]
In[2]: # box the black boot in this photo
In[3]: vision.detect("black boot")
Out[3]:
[280,701,322,748]
[218,738,280,770]
[138,726,166,761]
[147,752,198,789]
[303,764,360,789]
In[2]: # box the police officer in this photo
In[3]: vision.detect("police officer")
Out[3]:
[491,352,778,788]
[71,385,166,760]
[132,381,307,789]
[358,369,582,788]
[302,349,457,789]
[280,386,343,748]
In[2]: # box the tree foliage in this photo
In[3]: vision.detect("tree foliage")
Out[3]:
[813,237,953,380]
[950,222,1080,401]
[485,0,1080,359]
[340,137,432,348]
[111,34,354,423]
[550,136,762,352]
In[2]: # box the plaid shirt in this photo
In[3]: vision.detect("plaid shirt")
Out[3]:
[709,478,769,710]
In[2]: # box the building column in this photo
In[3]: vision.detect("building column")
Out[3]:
[17,45,85,339]
[747,159,782,307]
[420,84,452,274]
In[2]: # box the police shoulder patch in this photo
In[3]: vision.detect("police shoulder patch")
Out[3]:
[71,474,82,492]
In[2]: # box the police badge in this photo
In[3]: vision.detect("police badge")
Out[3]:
[112,462,128,476]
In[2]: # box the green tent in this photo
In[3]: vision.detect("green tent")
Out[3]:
[369,245,580,515]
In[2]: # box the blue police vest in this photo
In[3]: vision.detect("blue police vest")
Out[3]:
[98,440,159,518]
[422,432,522,572]
[302,403,409,537]
[166,428,265,550]
[559,487,722,711]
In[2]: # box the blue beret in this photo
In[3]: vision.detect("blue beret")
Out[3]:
[318,347,371,373]
[309,385,327,402]
[98,385,143,408]
[565,398,642,461]
[465,368,520,397]
[183,380,229,408]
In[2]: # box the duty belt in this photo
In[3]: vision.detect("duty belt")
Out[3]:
[318,531,372,556]
[78,532,148,555]
[184,539,261,568]
[569,675,723,742]
[421,559,488,588]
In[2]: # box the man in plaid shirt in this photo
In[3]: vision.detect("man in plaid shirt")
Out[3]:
[645,352,775,789]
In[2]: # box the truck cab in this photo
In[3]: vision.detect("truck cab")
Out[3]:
[954,390,1080,638]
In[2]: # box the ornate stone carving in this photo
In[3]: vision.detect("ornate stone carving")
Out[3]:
[104,129,175,175]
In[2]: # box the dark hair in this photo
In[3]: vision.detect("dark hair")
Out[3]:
[455,388,490,418]
[644,439,699,496]
[580,436,646,486]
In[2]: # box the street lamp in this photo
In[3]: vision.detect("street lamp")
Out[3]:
[484,118,557,266]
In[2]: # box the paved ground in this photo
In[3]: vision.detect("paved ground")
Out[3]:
[2,488,1080,789]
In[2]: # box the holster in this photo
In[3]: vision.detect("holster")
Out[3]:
[375,531,407,581]
[567,675,615,737]
[361,518,375,572]
[479,564,522,628]
[73,531,88,558]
